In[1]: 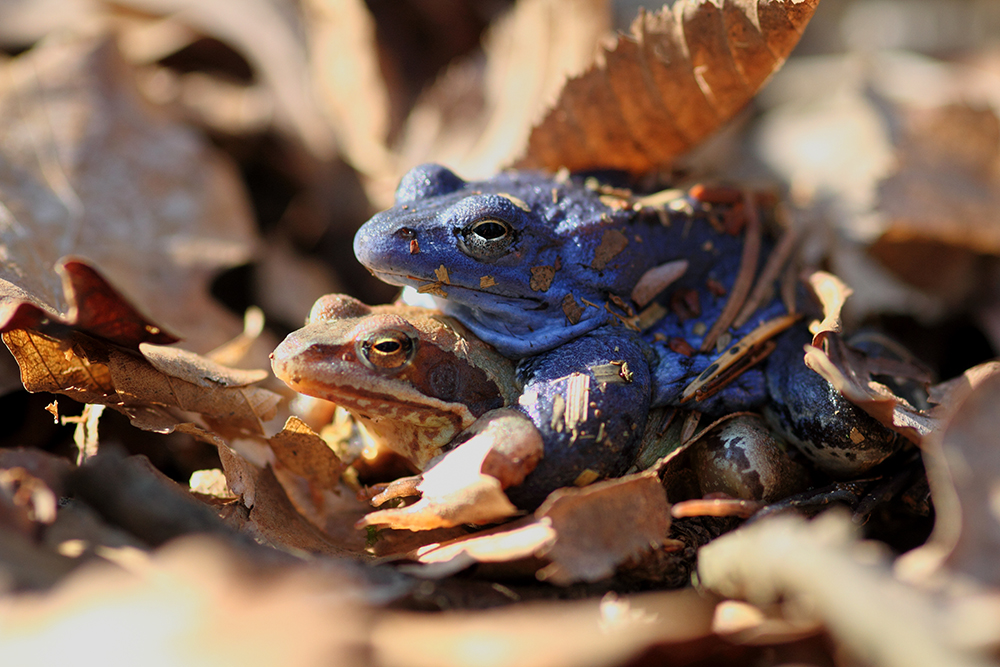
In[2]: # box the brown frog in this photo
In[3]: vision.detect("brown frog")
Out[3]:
[270,293,521,470]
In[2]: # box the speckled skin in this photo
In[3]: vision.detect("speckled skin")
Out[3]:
[353,164,901,505]
[689,415,810,502]
[763,329,905,478]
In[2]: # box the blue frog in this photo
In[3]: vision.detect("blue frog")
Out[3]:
[354,164,903,507]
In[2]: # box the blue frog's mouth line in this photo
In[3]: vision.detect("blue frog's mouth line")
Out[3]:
[370,268,550,309]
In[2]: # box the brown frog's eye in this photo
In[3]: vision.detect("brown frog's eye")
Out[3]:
[357,331,417,372]
[459,218,514,260]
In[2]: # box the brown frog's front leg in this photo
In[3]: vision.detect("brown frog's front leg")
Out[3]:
[359,408,544,530]
[367,407,544,507]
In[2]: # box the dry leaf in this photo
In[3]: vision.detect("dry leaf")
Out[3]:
[359,426,521,532]
[518,0,819,173]
[534,470,671,584]
[241,462,368,558]
[109,346,280,438]
[803,335,936,444]
[0,536,370,667]
[807,270,852,342]
[0,259,179,347]
[373,588,718,667]
[877,103,1000,255]
[409,468,670,585]
[308,0,393,178]
[919,371,1000,588]
[264,416,382,553]
[119,0,335,157]
[268,416,345,491]
[69,451,253,548]
[0,34,256,352]
[755,53,1000,325]
[4,321,281,448]
[698,512,990,667]
[801,269,938,443]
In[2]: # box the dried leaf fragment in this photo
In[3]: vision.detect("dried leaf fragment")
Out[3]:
[268,417,345,491]
[530,266,557,292]
[411,469,671,585]
[802,338,935,444]
[591,228,629,270]
[808,270,853,343]
[358,416,531,531]
[536,470,671,584]
[632,259,689,308]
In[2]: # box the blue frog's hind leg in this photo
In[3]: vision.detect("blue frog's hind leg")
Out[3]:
[763,329,904,478]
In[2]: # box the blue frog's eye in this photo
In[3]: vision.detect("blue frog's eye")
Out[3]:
[459,218,514,260]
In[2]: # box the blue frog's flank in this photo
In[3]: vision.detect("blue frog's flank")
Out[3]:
[354,164,903,507]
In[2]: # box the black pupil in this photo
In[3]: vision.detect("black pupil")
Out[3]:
[474,221,507,240]
[374,338,404,354]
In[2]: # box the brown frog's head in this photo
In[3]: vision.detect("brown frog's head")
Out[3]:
[271,294,517,468]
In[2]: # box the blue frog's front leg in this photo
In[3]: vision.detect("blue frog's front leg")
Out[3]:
[506,326,652,508]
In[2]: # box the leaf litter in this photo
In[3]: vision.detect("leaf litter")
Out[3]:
[1,1,1000,667]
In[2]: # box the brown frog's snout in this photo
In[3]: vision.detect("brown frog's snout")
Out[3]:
[270,332,305,383]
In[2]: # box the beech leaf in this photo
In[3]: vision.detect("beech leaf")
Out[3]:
[3,326,280,445]
[517,0,820,173]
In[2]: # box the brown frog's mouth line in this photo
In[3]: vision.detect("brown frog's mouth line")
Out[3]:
[284,375,472,422]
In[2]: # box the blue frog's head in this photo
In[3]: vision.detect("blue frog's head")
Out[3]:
[354,164,654,358]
